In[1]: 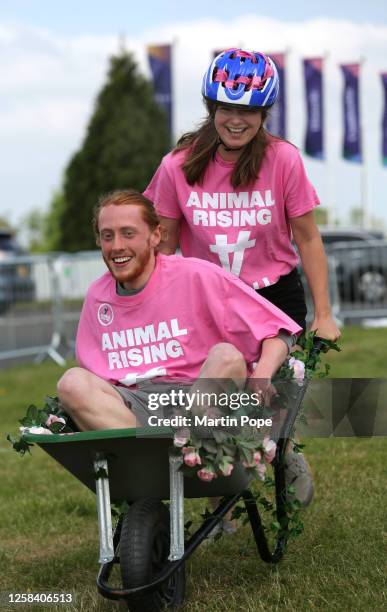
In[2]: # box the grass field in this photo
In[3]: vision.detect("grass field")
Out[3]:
[0,326,386,611]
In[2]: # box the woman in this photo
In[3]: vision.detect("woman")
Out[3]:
[145,48,340,511]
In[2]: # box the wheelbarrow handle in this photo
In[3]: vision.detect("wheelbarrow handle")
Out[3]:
[310,336,327,357]
[309,336,330,358]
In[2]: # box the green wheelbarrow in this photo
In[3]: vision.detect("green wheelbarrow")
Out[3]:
[22,369,314,610]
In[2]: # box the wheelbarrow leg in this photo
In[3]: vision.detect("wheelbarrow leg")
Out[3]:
[168,453,185,560]
[94,454,114,563]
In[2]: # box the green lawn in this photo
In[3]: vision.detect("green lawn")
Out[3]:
[0,327,386,611]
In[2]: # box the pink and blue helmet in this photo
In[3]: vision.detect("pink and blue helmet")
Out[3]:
[202,48,279,108]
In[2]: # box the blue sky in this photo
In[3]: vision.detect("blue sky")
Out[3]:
[1,0,387,34]
[1,4,387,233]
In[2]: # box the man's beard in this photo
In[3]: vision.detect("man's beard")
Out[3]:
[104,242,152,287]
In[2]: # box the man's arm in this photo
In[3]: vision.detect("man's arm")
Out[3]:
[251,336,289,380]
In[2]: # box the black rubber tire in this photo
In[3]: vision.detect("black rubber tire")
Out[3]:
[120,498,186,611]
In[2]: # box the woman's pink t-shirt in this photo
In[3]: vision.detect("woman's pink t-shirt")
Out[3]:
[144,140,319,289]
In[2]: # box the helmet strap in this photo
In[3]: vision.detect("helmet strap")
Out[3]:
[217,137,244,152]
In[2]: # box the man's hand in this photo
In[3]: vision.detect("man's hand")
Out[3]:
[247,377,277,408]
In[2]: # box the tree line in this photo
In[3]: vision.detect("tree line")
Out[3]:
[21,50,170,252]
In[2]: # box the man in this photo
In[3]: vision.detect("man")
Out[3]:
[57,189,301,432]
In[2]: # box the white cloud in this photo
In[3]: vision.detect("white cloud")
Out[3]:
[1,16,387,228]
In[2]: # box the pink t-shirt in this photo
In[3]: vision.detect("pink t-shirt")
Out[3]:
[76,254,301,386]
[144,140,319,289]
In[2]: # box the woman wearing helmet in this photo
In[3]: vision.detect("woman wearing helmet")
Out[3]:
[144,48,340,506]
[145,48,338,338]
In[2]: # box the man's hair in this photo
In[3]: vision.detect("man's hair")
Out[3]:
[92,189,160,239]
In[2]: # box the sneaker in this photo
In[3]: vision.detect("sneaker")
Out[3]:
[284,451,314,508]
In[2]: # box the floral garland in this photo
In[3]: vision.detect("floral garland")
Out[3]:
[7,395,72,455]
[8,332,340,470]
[173,429,277,482]
[170,331,340,483]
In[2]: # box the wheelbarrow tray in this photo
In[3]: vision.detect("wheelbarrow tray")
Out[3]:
[23,427,251,502]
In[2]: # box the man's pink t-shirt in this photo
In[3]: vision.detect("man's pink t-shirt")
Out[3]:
[144,140,319,289]
[76,254,301,387]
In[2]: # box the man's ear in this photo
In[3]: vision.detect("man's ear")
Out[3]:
[150,225,161,248]
[95,235,101,247]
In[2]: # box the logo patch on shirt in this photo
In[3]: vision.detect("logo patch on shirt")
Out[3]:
[98,303,114,326]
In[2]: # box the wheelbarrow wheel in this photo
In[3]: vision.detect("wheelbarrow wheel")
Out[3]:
[120,498,186,611]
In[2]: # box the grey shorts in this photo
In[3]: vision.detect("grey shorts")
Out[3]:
[114,381,191,426]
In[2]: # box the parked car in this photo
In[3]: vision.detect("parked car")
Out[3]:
[0,229,35,314]
[319,227,387,303]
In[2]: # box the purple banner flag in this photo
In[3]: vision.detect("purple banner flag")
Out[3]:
[341,64,362,163]
[147,44,173,137]
[265,52,286,138]
[381,73,387,166]
[303,58,324,159]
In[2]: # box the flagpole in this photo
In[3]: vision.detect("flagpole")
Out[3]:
[359,56,369,228]
[284,46,290,141]
[324,51,336,225]
[171,37,178,145]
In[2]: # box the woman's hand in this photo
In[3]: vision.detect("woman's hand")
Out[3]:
[310,313,341,341]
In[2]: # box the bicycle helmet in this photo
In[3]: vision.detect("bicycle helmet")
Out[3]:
[202,48,279,108]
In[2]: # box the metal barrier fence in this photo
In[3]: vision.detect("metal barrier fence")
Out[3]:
[0,252,105,366]
[325,241,387,323]
[1,245,385,367]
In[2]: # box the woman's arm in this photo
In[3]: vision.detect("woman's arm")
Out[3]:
[158,216,180,255]
[290,211,341,341]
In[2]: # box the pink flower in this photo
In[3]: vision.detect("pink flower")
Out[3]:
[219,462,234,477]
[242,450,261,469]
[174,434,189,448]
[253,450,262,465]
[197,467,217,482]
[20,426,52,435]
[182,446,201,467]
[262,436,276,464]
[256,461,267,481]
[289,357,305,381]
[45,414,66,427]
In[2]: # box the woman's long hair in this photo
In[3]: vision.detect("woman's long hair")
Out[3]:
[174,100,271,189]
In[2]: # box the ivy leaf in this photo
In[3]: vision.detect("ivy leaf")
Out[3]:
[213,431,228,444]
[6,434,34,456]
[202,439,218,454]
[26,405,38,422]
[264,476,275,488]
[291,442,305,453]
[270,521,281,532]
[44,395,61,412]
[184,520,193,538]
[49,422,66,434]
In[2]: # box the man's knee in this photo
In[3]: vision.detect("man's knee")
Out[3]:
[57,367,90,408]
[207,343,246,376]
